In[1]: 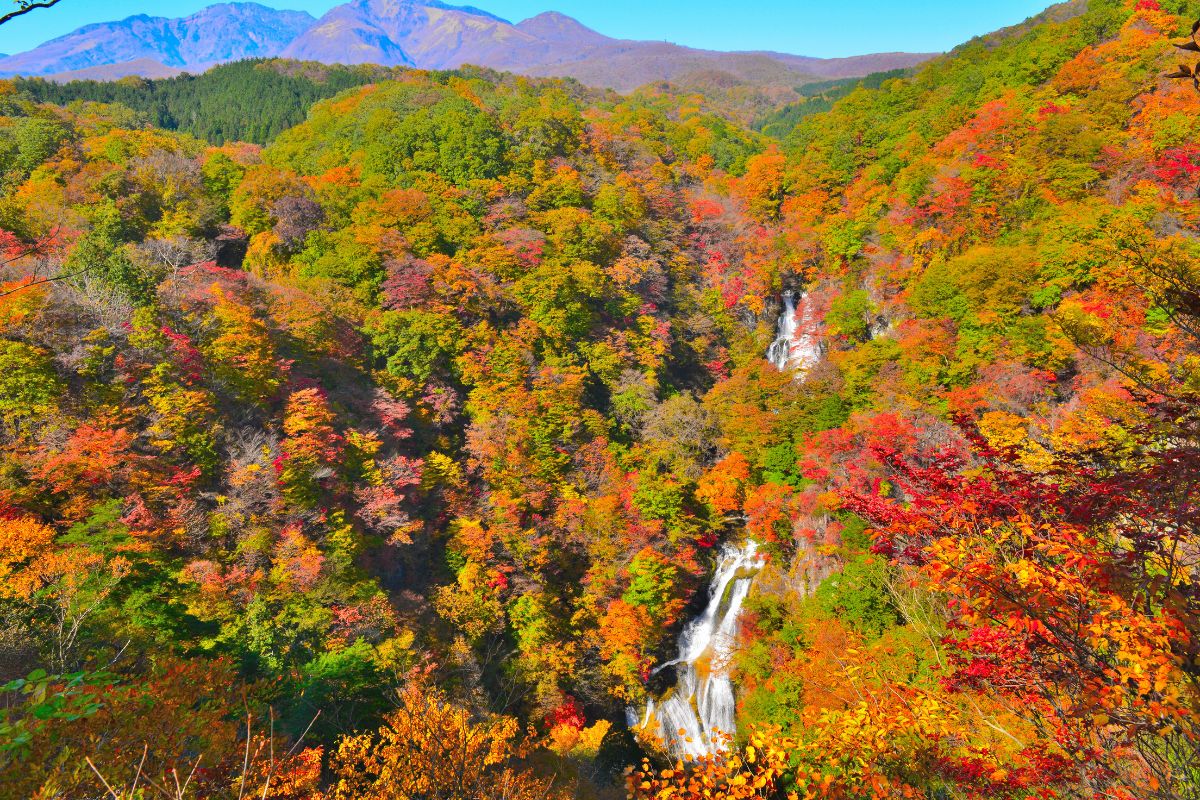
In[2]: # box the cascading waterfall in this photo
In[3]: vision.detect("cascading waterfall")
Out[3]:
[629,541,765,758]
[767,290,822,375]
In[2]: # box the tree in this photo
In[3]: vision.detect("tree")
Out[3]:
[0,658,323,799]
[0,339,62,429]
[367,309,463,386]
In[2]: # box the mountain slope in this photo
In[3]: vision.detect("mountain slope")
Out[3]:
[520,46,933,93]
[282,0,934,91]
[0,3,315,77]
[45,59,185,82]
[279,0,522,68]
[15,59,398,143]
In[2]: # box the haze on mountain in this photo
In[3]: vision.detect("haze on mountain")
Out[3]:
[0,0,934,92]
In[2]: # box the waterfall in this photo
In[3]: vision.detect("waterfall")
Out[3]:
[629,541,765,758]
[767,291,821,375]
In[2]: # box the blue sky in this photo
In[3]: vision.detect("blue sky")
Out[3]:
[0,0,1053,59]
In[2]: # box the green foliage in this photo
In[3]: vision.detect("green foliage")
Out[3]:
[368,309,464,385]
[622,550,678,622]
[912,247,1040,322]
[272,79,510,187]
[756,68,917,139]
[0,670,111,757]
[836,514,872,552]
[736,669,806,734]
[0,339,62,425]
[825,289,874,341]
[814,554,904,640]
[64,203,157,305]
[760,442,801,487]
[201,150,246,210]
[288,639,386,738]
[508,592,554,653]
[0,116,69,178]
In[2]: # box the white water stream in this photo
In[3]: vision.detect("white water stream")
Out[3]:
[766,290,822,375]
[629,541,765,758]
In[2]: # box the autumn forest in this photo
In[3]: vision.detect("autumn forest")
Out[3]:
[0,0,1199,798]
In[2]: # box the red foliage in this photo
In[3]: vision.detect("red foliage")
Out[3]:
[159,325,204,384]
[1153,145,1200,186]
[1037,102,1070,118]
[382,255,435,310]
[842,406,1200,791]
[547,696,586,731]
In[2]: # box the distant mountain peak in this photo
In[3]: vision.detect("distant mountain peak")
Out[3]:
[339,0,509,23]
[0,2,315,77]
[515,11,611,44]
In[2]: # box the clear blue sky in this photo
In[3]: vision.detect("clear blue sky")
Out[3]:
[0,0,1054,59]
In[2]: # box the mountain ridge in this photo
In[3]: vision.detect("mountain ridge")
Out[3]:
[0,0,935,92]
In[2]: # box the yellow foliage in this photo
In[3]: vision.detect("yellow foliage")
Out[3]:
[547,720,611,758]
[328,681,565,800]
[0,516,55,592]
[0,279,47,329]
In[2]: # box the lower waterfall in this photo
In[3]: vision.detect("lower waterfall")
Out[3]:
[628,541,765,758]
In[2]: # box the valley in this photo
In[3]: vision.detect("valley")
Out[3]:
[0,0,1197,798]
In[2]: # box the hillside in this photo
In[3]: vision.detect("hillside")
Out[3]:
[0,0,1198,798]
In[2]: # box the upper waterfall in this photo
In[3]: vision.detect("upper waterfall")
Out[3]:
[767,290,821,375]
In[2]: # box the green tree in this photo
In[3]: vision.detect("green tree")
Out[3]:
[368,310,464,385]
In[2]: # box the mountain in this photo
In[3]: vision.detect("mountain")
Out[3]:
[518,47,933,93]
[279,0,933,91]
[0,3,315,77]
[280,0,518,68]
[0,0,934,91]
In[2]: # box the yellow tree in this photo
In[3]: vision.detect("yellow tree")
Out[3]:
[328,679,567,800]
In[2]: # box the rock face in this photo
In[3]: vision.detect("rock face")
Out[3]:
[0,3,316,77]
[0,0,936,90]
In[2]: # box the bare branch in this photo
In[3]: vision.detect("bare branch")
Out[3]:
[0,0,65,27]
[0,266,94,299]
[85,757,121,800]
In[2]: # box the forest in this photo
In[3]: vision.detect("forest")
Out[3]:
[13,61,404,145]
[0,0,1198,797]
